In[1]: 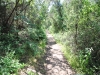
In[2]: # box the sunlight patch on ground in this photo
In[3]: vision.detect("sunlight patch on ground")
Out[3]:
[44,33,75,75]
[51,44,61,50]
[47,34,53,38]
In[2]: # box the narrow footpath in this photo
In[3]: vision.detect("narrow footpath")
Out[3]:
[19,32,76,75]
[43,32,75,75]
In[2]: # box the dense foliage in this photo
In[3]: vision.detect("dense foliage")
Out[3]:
[0,0,100,74]
[0,51,25,74]
[46,0,100,74]
[0,0,47,74]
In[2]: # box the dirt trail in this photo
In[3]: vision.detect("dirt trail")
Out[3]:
[43,32,75,75]
[19,32,76,75]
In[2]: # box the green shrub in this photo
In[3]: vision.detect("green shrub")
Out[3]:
[0,51,25,75]
[78,48,93,74]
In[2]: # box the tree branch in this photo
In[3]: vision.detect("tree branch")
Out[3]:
[5,0,19,25]
[20,0,33,13]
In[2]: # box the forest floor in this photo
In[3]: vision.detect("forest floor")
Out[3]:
[19,32,76,75]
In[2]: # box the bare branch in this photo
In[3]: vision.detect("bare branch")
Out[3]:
[20,0,33,13]
[5,0,19,25]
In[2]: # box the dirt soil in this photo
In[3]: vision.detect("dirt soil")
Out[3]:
[19,32,76,75]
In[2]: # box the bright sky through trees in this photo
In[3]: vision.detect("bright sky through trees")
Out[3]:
[60,0,64,4]
[48,0,64,12]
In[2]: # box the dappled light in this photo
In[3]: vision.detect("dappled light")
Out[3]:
[38,32,75,75]
[0,0,100,75]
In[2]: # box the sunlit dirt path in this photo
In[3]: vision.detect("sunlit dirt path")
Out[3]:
[43,32,75,75]
[19,32,76,75]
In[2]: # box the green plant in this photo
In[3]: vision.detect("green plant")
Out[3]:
[53,32,80,71]
[0,51,25,75]
[78,48,93,74]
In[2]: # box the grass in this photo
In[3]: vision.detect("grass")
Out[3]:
[62,45,79,69]
[52,31,84,74]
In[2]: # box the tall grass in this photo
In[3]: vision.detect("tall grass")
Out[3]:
[52,32,85,74]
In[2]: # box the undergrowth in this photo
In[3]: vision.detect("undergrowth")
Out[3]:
[0,51,25,75]
[52,31,96,75]
[0,27,47,74]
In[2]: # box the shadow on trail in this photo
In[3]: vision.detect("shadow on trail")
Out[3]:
[35,32,75,75]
